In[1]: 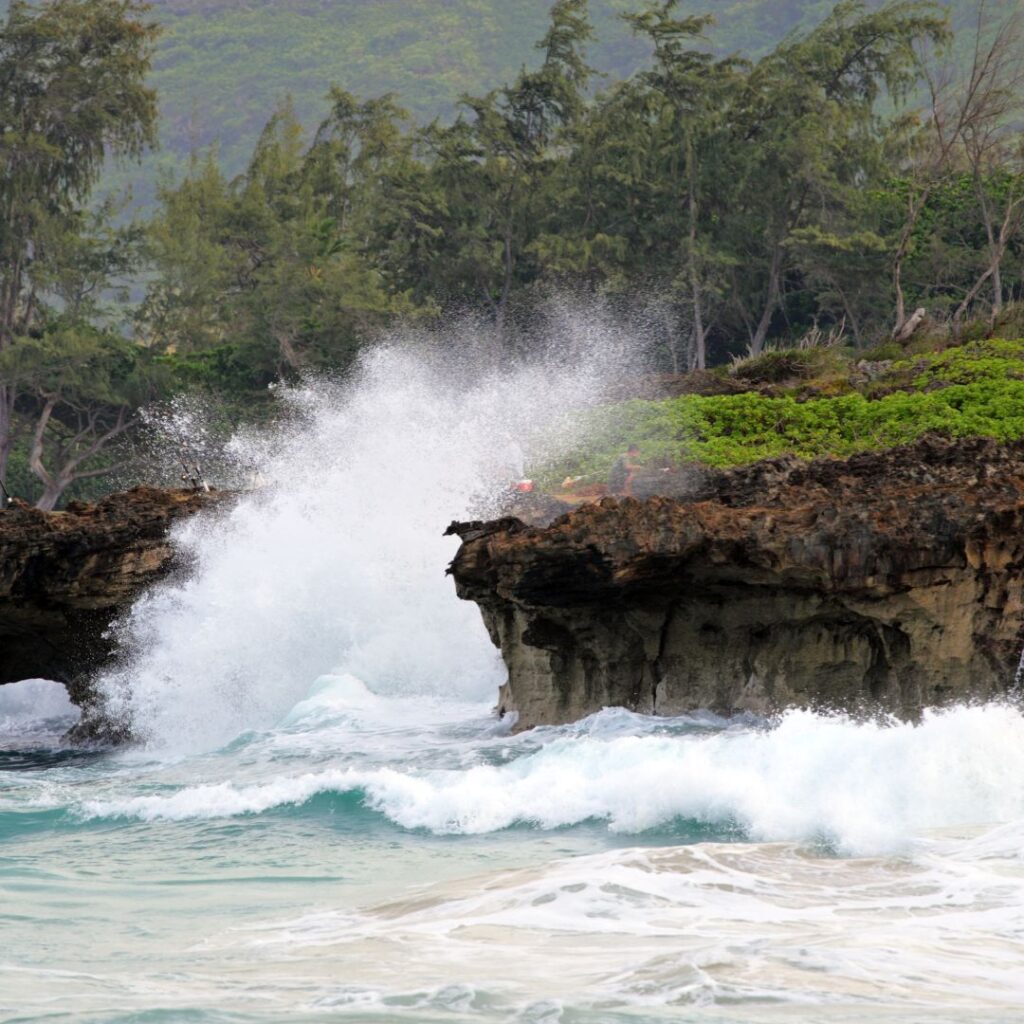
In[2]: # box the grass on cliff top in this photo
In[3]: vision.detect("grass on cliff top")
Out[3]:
[553,338,1024,483]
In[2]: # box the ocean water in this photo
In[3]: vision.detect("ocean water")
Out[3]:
[3,330,1024,1023]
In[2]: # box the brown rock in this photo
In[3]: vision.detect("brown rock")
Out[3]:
[448,436,1024,730]
[0,486,231,707]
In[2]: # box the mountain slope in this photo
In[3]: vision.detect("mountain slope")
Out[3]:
[146,0,851,171]
[0,0,996,192]
[0,0,850,179]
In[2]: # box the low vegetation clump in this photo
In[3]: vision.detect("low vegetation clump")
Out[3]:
[895,338,1024,387]
[727,347,846,385]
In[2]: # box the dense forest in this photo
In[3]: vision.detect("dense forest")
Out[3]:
[2,0,1024,508]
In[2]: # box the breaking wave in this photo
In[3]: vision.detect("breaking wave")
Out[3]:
[80,695,1024,857]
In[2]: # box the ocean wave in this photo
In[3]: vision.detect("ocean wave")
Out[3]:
[80,703,1024,855]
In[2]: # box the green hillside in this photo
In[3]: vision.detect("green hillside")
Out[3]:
[2,0,1001,196]
[145,0,645,169]
[133,1,851,170]
[0,0,876,188]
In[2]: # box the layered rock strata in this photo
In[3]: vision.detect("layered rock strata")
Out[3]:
[448,437,1024,730]
[0,487,228,704]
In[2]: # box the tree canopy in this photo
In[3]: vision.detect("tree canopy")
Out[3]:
[0,0,158,505]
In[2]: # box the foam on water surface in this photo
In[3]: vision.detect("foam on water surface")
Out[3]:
[5,674,1024,1023]
[232,830,1024,1012]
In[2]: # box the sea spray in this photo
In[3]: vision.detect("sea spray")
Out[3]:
[0,679,80,748]
[91,309,643,753]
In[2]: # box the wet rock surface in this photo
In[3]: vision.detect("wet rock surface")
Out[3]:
[0,487,230,707]
[448,436,1024,730]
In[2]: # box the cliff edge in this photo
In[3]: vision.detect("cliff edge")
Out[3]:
[448,436,1024,730]
[0,487,229,705]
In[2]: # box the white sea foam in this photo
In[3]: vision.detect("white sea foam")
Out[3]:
[82,702,1024,856]
[226,831,1024,1012]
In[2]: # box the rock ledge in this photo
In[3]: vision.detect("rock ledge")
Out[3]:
[0,486,229,703]
[448,436,1024,730]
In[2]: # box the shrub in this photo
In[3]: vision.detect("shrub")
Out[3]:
[728,347,839,385]
[860,341,902,361]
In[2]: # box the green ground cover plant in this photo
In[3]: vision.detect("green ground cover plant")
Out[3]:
[556,339,1024,482]
[901,339,1024,386]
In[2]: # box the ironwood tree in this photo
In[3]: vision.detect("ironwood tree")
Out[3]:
[0,0,158,495]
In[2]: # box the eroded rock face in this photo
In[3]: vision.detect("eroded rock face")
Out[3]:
[0,487,229,706]
[448,437,1024,730]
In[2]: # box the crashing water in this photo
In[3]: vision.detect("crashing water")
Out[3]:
[2,323,1024,1023]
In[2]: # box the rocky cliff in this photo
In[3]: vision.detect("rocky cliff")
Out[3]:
[0,487,228,705]
[448,436,1024,730]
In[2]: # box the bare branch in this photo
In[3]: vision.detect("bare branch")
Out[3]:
[73,459,132,481]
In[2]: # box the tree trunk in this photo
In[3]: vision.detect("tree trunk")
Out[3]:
[272,329,303,370]
[835,286,863,349]
[34,479,67,513]
[685,135,706,371]
[0,255,23,346]
[892,209,919,337]
[892,185,935,337]
[0,383,13,488]
[749,240,784,356]
[27,396,58,509]
[689,269,706,370]
[952,194,1022,334]
[496,224,514,339]
[0,218,26,490]
[952,266,996,336]
[893,255,907,337]
[978,182,1002,317]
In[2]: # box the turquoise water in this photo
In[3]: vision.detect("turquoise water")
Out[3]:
[4,345,1024,1021]
[4,680,1024,1022]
